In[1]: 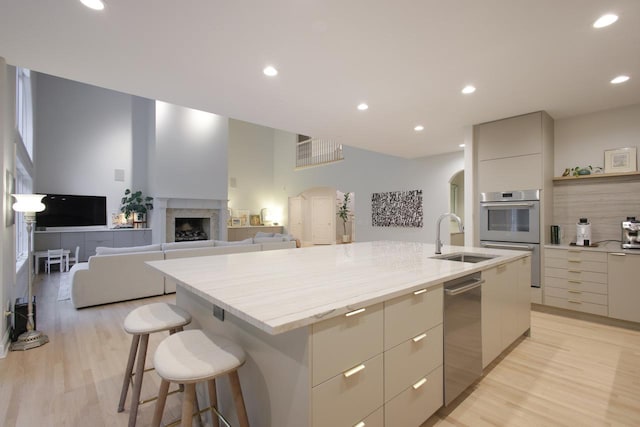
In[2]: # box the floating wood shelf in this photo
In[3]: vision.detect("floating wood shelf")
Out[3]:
[553,171,640,182]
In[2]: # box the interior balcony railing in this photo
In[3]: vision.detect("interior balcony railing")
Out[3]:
[296,138,344,169]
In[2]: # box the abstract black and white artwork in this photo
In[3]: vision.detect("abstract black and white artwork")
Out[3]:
[371,190,423,227]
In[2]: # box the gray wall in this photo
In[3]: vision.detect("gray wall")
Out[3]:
[273,132,465,244]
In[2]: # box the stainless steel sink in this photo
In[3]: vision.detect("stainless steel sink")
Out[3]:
[431,252,497,263]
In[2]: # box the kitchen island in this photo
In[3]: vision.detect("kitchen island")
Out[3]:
[147,241,531,426]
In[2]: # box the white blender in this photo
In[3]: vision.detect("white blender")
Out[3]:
[576,218,592,246]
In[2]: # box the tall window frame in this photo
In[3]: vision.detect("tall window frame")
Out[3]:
[15,67,35,264]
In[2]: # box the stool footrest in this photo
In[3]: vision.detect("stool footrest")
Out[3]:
[164,403,231,427]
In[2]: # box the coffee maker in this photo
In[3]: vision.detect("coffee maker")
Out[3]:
[576,218,591,246]
[622,217,640,249]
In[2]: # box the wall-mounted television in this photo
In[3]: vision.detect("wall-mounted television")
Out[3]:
[36,194,107,228]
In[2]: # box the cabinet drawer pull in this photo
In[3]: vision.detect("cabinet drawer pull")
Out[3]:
[345,308,366,317]
[354,423,365,427]
[568,299,581,304]
[568,249,581,253]
[568,290,581,294]
[413,288,427,295]
[568,270,581,274]
[344,364,365,378]
[412,333,427,343]
[568,280,581,284]
[568,259,581,263]
[610,253,626,257]
[412,377,427,390]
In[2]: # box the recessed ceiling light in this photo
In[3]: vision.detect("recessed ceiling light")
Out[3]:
[263,66,278,77]
[461,85,476,94]
[80,0,105,10]
[357,103,369,111]
[593,14,618,28]
[459,144,466,148]
[610,75,630,84]
[414,125,424,132]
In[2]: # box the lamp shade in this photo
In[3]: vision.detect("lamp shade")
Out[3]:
[11,194,46,213]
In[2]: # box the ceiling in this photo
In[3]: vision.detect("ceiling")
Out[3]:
[1,1,639,159]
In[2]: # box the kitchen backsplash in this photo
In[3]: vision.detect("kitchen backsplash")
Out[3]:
[552,176,640,244]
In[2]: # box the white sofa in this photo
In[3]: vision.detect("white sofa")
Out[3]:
[69,238,296,308]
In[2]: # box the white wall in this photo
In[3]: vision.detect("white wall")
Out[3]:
[228,119,277,216]
[1,58,16,356]
[273,136,465,244]
[34,74,134,221]
[152,101,228,200]
[554,104,640,176]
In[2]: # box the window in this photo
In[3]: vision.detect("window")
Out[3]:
[16,67,34,160]
[295,137,344,169]
[14,160,33,262]
[15,67,35,264]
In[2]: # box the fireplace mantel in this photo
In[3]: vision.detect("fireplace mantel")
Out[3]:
[153,197,228,243]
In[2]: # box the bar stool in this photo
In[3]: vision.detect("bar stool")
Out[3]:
[118,302,192,427]
[152,329,250,427]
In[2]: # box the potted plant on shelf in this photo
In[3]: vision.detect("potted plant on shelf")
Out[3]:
[120,189,153,226]
[337,192,351,243]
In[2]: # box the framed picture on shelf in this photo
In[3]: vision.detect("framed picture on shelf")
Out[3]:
[233,209,250,226]
[604,147,637,173]
[231,217,241,227]
[250,214,261,226]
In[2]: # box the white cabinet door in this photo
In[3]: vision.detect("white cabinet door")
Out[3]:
[477,112,542,161]
[311,196,334,244]
[515,256,532,335]
[482,267,502,368]
[608,253,640,323]
[478,154,542,193]
[288,196,303,241]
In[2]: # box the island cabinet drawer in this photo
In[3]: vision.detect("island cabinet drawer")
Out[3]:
[544,295,608,316]
[384,323,443,401]
[546,248,607,263]
[384,365,443,426]
[545,287,608,305]
[545,276,608,295]
[545,267,607,284]
[311,353,383,427]
[384,285,443,351]
[312,303,383,386]
[545,257,607,273]
[355,406,383,427]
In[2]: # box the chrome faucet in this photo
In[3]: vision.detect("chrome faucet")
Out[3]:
[435,213,463,254]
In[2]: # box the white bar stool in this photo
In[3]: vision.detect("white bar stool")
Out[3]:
[118,302,192,427]
[152,329,250,427]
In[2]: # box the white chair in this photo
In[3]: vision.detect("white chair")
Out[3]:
[68,246,80,268]
[45,249,65,274]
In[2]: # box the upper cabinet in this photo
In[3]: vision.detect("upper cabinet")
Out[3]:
[476,111,554,193]
[477,113,543,161]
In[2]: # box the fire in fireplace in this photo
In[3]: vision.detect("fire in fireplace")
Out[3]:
[175,218,209,242]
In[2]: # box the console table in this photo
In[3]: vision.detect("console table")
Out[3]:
[227,225,283,241]
[34,228,152,263]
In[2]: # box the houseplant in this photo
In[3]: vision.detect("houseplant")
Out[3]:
[120,189,153,223]
[337,192,351,243]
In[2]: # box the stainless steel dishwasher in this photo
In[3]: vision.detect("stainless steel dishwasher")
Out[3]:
[444,272,483,406]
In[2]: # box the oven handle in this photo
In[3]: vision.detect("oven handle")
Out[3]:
[480,202,535,208]
[481,242,534,251]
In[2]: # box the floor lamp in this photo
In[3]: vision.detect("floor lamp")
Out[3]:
[11,193,49,351]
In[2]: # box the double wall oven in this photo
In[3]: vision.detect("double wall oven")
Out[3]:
[480,190,540,288]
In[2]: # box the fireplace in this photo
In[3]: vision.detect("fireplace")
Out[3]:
[175,218,209,242]
[154,198,226,244]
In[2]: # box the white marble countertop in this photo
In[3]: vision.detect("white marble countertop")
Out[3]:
[147,241,529,335]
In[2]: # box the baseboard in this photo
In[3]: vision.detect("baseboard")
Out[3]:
[0,327,11,358]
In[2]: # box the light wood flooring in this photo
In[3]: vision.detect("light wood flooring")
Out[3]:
[0,273,639,426]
